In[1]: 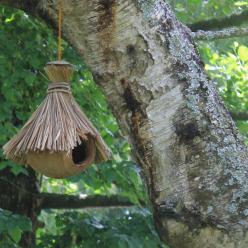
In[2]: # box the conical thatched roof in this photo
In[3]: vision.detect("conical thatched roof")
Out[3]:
[3,61,111,178]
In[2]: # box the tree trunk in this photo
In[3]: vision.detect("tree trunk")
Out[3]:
[1,0,248,247]
[0,168,40,247]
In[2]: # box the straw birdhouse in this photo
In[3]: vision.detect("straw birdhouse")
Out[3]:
[3,61,111,178]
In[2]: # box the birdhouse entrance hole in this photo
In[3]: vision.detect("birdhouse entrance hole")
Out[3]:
[72,139,87,164]
[72,137,95,166]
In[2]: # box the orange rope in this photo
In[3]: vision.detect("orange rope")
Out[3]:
[57,0,62,61]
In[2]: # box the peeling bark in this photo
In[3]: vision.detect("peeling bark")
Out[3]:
[1,0,248,247]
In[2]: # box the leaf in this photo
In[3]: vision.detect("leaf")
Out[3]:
[0,219,6,232]
[0,163,8,171]
[238,46,248,62]
[10,164,29,176]
[8,226,22,243]
[25,72,36,85]
[18,217,32,232]
[234,1,248,6]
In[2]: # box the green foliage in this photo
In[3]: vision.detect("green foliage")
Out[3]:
[204,42,248,112]
[170,0,248,24]
[0,208,32,247]
[198,41,248,142]
[36,209,166,248]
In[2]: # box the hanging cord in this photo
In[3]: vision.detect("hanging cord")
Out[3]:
[57,0,62,61]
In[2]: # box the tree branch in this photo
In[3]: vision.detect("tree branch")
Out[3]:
[189,9,248,31]
[193,27,248,41]
[39,193,136,209]
[0,174,138,209]
[231,111,248,121]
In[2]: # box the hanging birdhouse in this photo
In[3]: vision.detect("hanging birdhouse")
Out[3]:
[3,61,111,178]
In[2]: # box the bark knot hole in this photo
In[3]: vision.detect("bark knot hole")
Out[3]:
[97,0,116,31]
[175,122,199,141]
[121,79,141,114]
[127,45,136,55]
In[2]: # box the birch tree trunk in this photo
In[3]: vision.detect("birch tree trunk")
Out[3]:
[2,0,248,247]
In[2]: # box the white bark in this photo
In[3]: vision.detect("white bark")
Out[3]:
[193,27,248,41]
[1,0,248,247]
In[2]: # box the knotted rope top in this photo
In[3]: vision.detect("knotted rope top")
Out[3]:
[47,82,71,94]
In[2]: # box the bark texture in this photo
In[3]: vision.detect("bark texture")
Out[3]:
[1,0,248,247]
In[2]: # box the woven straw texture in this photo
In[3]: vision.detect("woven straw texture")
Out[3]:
[3,62,111,178]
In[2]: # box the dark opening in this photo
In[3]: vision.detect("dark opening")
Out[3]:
[72,139,88,164]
